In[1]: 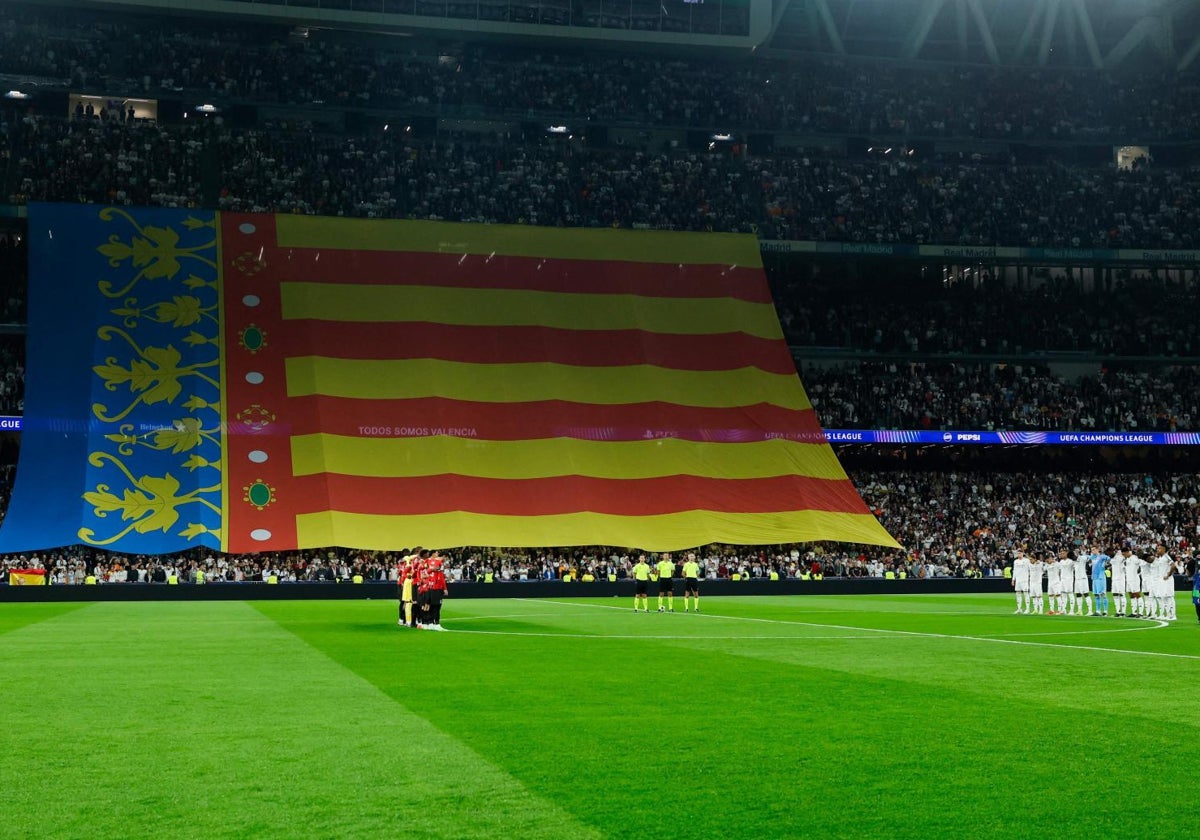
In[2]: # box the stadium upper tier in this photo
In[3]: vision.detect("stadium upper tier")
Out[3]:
[3,116,1198,250]
[2,3,1200,140]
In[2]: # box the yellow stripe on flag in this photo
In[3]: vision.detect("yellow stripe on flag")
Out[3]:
[296,509,901,552]
[291,435,849,481]
[285,357,811,409]
[281,283,783,340]
[275,216,763,267]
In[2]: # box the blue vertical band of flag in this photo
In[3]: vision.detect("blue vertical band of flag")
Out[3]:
[0,204,223,555]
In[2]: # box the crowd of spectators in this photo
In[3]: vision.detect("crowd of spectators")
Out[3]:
[0,231,25,324]
[776,272,1200,355]
[757,155,1200,248]
[3,470,1195,585]
[6,112,1200,249]
[3,0,1200,591]
[803,363,1200,432]
[3,4,1199,140]
[0,337,22,416]
[7,113,207,208]
[852,470,1198,578]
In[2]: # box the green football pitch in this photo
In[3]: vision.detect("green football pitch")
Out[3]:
[2,594,1196,839]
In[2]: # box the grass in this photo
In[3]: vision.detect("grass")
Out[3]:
[1,593,1196,839]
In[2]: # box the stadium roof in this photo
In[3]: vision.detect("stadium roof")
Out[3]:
[767,0,1200,70]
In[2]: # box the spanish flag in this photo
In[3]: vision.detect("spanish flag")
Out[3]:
[0,206,897,555]
[8,569,46,586]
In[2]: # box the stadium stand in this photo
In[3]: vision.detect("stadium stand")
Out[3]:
[1,0,1199,581]
[774,271,1200,355]
[5,116,1200,248]
[2,4,1198,138]
[801,362,1200,433]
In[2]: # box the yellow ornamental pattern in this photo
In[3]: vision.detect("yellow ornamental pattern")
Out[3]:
[77,208,225,549]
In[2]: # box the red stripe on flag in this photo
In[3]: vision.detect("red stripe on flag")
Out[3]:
[278,249,772,303]
[278,322,797,374]
[283,398,827,443]
[292,474,870,517]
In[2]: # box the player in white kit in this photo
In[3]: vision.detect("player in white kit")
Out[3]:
[1124,550,1143,617]
[1139,551,1154,617]
[1051,550,1067,614]
[1057,551,1076,614]
[1143,547,1161,619]
[1046,552,1062,614]
[1110,549,1126,616]
[1150,545,1175,621]
[1028,553,1045,615]
[1012,551,1031,614]
[1170,552,1186,620]
[1073,550,1091,615]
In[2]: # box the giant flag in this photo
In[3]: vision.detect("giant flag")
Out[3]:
[0,205,898,554]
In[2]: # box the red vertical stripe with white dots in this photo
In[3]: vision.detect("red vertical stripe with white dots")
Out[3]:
[221,213,299,554]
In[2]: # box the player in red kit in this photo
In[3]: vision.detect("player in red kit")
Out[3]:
[426,555,450,631]
[411,553,429,628]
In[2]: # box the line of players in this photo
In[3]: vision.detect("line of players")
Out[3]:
[1011,543,1185,620]
[397,548,450,631]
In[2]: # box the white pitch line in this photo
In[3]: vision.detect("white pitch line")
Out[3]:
[508,599,1200,661]
[443,629,895,641]
[979,623,1168,638]
[444,613,567,622]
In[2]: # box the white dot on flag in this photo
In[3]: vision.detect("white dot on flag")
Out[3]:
[250,529,272,542]
[242,294,260,307]
[245,371,264,385]
[248,450,268,464]
[239,222,256,234]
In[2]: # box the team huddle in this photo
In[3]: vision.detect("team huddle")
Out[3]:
[397,549,450,631]
[1011,544,1184,621]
